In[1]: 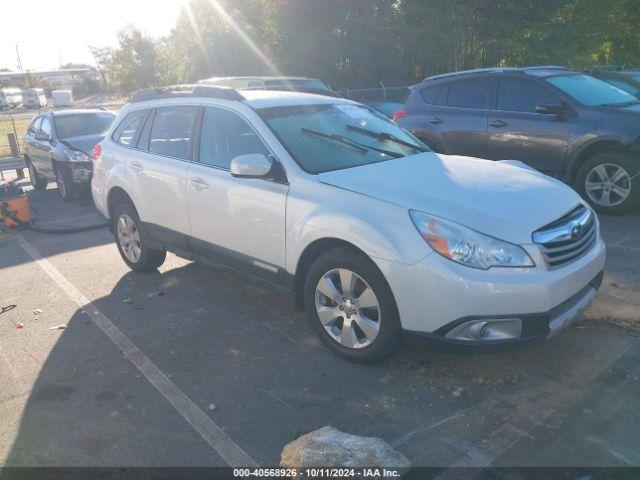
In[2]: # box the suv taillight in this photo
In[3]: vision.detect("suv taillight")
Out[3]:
[392,109,406,121]
[92,143,102,161]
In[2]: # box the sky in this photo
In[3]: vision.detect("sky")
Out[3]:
[0,0,188,72]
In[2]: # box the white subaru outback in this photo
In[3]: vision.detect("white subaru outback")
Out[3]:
[92,85,605,363]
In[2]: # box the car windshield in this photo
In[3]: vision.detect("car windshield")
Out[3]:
[546,74,638,106]
[53,112,115,139]
[258,103,427,173]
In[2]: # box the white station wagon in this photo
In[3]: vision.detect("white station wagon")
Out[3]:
[91,85,605,362]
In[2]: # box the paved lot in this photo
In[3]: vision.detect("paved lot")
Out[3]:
[0,179,639,474]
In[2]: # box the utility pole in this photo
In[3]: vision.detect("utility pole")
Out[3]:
[15,45,23,72]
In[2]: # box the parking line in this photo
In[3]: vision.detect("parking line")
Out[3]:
[14,233,258,468]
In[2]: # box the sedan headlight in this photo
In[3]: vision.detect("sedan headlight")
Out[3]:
[63,149,91,162]
[410,210,534,270]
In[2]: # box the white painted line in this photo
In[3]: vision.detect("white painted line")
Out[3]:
[391,411,467,448]
[14,233,258,468]
[608,243,640,253]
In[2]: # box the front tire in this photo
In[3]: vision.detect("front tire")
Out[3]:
[26,157,48,190]
[54,164,77,202]
[112,202,166,272]
[303,247,403,363]
[576,151,640,215]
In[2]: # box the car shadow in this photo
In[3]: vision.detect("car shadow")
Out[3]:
[2,256,631,469]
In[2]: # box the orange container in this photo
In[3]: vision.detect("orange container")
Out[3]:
[0,186,30,228]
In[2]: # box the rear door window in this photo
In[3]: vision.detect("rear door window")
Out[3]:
[149,106,198,160]
[420,84,445,105]
[113,109,148,147]
[497,78,559,113]
[446,78,490,109]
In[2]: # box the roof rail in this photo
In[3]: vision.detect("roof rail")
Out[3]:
[423,65,569,82]
[130,84,244,103]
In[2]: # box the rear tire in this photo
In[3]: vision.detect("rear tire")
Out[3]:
[576,151,640,215]
[26,157,47,190]
[303,247,403,363]
[112,202,166,272]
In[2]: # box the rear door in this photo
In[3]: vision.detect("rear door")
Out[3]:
[487,76,569,174]
[187,106,288,279]
[437,77,491,157]
[127,105,196,248]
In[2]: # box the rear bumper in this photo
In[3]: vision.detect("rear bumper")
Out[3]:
[405,271,603,352]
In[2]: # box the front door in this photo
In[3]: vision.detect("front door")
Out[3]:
[32,115,55,177]
[187,106,288,280]
[487,77,569,175]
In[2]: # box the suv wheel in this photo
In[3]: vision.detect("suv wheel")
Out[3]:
[577,152,640,214]
[113,202,166,272]
[304,247,403,363]
[54,164,76,202]
[26,157,47,190]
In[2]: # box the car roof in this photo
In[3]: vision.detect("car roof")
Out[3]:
[49,109,115,117]
[200,76,319,83]
[420,66,572,84]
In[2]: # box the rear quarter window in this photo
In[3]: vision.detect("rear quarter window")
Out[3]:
[112,109,148,147]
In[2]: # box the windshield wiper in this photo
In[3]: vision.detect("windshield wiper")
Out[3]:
[347,124,428,152]
[300,128,403,158]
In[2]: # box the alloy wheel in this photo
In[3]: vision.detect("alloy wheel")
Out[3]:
[314,268,381,349]
[585,163,632,207]
[116,214,142,263]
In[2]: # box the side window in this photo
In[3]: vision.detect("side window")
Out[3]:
[40,117,52,136]
[497,78,559,113]
[199,107,269,169]
[420,84,444,105]
[113,109,148,147]
[446,78,490,109]
[149,106,198,160]
[28,116,42,134]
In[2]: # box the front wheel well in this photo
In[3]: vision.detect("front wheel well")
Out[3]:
[293,238,376,311]
[569,140,627,183]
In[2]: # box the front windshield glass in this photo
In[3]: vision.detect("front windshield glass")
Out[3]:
[54,112,115,139]
[258,103,427,173]
[546,74,638,106]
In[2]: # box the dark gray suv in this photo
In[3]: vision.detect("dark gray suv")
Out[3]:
[24,109,115,201]
[397,67,640,214]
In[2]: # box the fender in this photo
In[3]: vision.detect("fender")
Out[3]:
[103,162,144,220]
[564,135,630,183]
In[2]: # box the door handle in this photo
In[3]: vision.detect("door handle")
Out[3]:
[190,178,209,191]
[490,120,508,128]
[130,161,143,173]
[429,116,444,125]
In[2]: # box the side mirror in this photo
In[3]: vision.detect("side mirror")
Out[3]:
[230,153,273,178]
[535,100,567,115]
[34,132,51,142]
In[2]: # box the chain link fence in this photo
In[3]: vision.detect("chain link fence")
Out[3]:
[0,110,31,159]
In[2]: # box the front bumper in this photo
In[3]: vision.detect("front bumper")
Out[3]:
[375,237,606,347]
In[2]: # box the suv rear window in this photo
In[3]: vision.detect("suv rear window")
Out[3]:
[149,106,198,160]
[113,109,148,147]
[446,78,490,109]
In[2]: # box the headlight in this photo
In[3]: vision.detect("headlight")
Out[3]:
[63,149,91,162]
[409,210,534,270]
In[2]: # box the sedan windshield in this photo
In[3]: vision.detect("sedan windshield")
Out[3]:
[54,112,115,139]
[546,74,638,106]
[258,103,427,173]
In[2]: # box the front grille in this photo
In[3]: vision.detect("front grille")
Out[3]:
[532,205,597,269]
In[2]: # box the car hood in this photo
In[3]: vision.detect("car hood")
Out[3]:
[59,134,105,156]
[318,153,584,245]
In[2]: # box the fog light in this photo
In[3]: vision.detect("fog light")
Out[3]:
[445,318,522,341]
